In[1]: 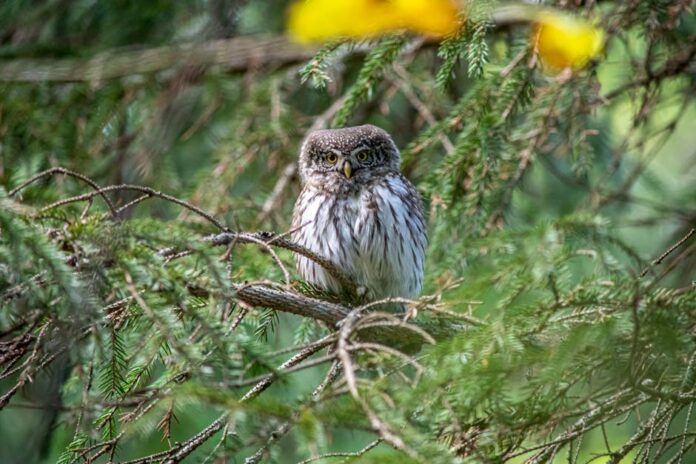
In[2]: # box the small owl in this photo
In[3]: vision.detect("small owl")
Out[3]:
[292,124,427,304]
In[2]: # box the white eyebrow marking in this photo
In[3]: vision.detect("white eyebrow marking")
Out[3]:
[330,148,342,156]
[350,145,369,157]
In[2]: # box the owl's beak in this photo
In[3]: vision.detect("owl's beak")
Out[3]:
[342,160,352,179]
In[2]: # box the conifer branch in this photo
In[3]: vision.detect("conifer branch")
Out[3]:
[9,167,119,218]
[39,183,228,231]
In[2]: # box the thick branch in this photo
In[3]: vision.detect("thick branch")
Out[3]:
[235,283,350,325]
[234,283,467,352]
[0,35,315,82]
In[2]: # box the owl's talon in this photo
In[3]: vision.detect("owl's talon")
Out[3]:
[404,306,418,321]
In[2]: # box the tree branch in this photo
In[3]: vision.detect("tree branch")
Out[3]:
[9,167,118,218]
[206,231,358,296]
[0,36,315,82]
[235,283,350,325]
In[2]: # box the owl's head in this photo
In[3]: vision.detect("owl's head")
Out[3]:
[298,125,400,188]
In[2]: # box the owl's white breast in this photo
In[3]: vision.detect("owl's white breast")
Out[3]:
[292,174,426,302]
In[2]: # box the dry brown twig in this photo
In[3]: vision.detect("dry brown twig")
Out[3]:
[243,362,342,464]
[9,167,118,217]
[39,183,228,231]
[334,305,425,460]
[295,438,382,464]
[203,231,358,296]
[640,228,695,278]
[124,337,338,464]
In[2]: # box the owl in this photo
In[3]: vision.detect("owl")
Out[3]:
[292,124,427,305]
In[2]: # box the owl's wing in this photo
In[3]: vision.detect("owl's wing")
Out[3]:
[356,174,427,300]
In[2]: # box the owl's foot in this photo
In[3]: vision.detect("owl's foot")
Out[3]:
[403,304,417,321]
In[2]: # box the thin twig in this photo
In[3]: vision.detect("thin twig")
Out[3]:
[244,361,342,464]
[9,167,118,217]
[295,439,382,464]
[640,228,695,278]
[40,184,227,231]
[240,336,335,402]
[206,231,357,295]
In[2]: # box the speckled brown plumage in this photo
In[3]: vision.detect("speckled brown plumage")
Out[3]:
[292,125,427,304]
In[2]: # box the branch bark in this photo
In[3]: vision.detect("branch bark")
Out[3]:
[235,283,350,325]
[0,35,315,82]
[233,282,467,352]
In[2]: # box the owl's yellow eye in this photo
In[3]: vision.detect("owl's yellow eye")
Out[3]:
[326,153,338,164]
[356,151,368,161]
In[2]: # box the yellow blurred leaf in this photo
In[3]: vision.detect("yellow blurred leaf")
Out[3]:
[534,11,605,72]
[287,0,460,43]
